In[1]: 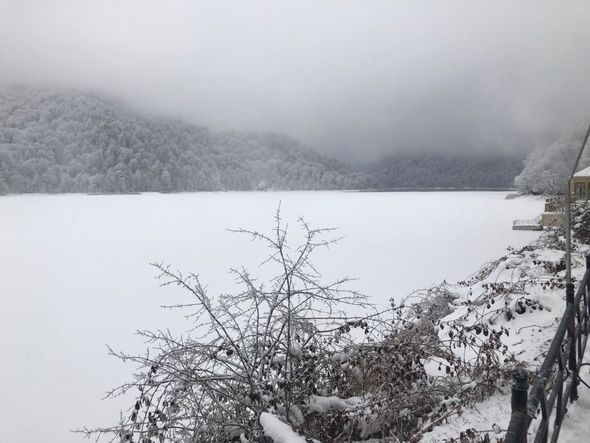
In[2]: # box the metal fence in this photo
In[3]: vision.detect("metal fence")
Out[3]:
[504,256,590,443]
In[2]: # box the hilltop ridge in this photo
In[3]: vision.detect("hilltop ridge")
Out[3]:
[0,86,367,194]
[0,86,525,195]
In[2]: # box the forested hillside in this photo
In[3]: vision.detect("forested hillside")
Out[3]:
[515,124,590,195]
[0,87,367,194]
[364,151,524,189]
[0,86,527,195]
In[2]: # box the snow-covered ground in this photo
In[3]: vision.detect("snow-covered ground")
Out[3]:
[0,191,543,443]
[420,230,590,442]
[558,350,590,442]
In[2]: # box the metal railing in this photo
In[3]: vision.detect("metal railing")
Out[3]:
[505,256,590,442]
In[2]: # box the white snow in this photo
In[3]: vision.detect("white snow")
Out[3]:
[259,412,308,443]
[574,165,590,177]
[420,238,590,442]
[308,395,363,413]
[557,352,590,441]
[422,356,452,378]
[0,191,543,443]
[421,390,510,442]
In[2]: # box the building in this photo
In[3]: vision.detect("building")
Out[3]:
[571,166,590,200]
[514,167,590,230]
[539,167,590,227]
[539,196,563,227]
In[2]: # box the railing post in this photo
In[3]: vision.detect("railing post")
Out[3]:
[567,283,578,401]
[505,368,529,443]
[586,256,590,320]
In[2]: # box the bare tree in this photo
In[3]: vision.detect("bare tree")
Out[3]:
[80,208,372,442]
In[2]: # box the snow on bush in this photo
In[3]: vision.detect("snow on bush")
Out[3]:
[259,413,309,443]
[80,205,590,443]
[422,204,590,442]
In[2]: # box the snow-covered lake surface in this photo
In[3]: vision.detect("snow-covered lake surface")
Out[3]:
[0,191,543,443]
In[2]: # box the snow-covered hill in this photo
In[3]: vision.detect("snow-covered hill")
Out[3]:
[0,86,367,194]
[515,123,590,195]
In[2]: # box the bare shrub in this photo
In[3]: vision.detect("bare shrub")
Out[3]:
[79,209,374,442]
[80,210,519,443]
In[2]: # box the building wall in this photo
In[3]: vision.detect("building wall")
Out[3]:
[570,177,590,200]
[542,212,564,227]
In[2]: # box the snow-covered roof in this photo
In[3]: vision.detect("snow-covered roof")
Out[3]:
[574,166,590,177]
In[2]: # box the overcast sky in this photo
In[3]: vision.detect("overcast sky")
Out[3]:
[1,0,590,162]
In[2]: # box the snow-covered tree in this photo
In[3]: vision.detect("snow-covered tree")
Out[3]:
[515,123,590,195]
[0,86,366,194]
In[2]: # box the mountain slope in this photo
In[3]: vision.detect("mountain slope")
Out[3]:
[515,123,590,195]
[364,151,524,189]
[0,86,367,194]
[0,86,527,195]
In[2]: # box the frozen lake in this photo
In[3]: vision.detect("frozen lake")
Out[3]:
[0,191,544,443]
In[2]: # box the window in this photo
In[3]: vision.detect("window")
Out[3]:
[575,182,587,199]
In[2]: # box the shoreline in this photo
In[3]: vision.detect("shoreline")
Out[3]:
[0,188,517,197]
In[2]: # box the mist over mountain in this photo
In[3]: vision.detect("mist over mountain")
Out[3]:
[0,86,527,194]
[365,151,525,189]
[3,1,589,162]
[0,87,368,194]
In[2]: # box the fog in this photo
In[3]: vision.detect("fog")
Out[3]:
[1,0,590,161]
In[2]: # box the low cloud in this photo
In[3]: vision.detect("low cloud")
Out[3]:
[2,0,590,162]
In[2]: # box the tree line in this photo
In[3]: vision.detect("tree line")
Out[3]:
[363,150,524,189]
[0,86,526,195]
[515,123,590,195]
[0,87,367,194]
